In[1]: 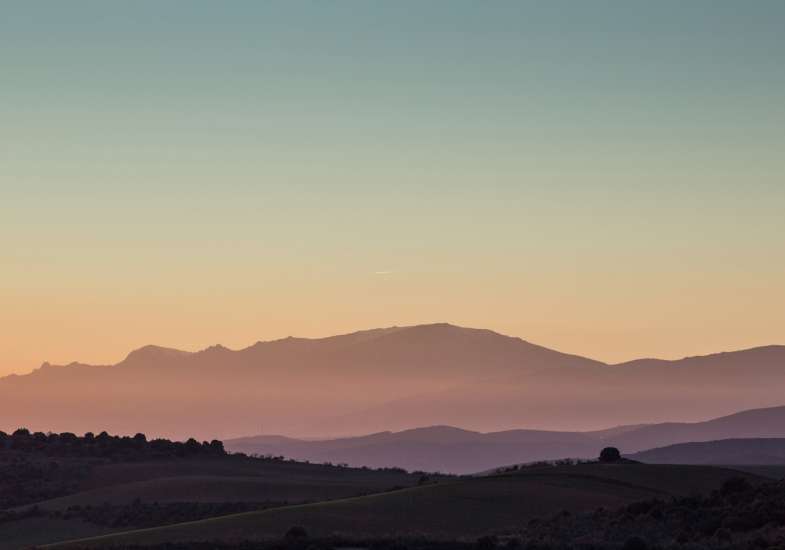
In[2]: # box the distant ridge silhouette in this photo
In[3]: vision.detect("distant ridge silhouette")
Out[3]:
[226,405,785,473]
[628,438,785,465]
[1,323,783,440]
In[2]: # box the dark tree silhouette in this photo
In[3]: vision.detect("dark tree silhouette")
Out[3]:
[1,429,227,460]
[599,447,621,463]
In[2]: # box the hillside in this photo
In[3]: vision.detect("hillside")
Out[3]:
[227,426,601,474]
[49,463,759,547]
[0,430,422,549]
[629,438,785,465]
[609,404,785,451]
[228,405,785,474]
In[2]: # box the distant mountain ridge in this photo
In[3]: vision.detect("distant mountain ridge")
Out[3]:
[1,323,784,440]
[628,438,785,465]
[613,345,785,368]
[226,405,785,474]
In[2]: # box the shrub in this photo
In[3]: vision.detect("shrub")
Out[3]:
[599,447,621,463]
[285,525,308,539]
[720,476,751,496]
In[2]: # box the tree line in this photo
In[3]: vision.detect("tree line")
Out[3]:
[0,428,225,459]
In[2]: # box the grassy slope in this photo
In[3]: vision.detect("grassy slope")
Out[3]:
[1,457,419,548]
[78,457,418,492]
[50,464,760,547]
[28,456,418,511]
[34,474,399,511]
[0,517,114,550]
[721,464,785,479]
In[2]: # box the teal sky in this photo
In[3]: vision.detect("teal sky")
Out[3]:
[2,1,784,374]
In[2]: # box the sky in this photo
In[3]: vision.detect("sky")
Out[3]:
[2,1,784,375]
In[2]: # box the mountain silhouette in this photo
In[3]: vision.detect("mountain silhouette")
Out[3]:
[609,404,785,450]
[628,438,785,465]
[312,343,785,436]
[1,323,783,440]
[227,405,785,473]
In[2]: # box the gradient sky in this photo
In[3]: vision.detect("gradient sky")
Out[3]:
[2,1,784,375]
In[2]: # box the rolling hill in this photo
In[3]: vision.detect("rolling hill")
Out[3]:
[227,405,785,474]
[227,426,603,474]
[628,438,785,465]
[2,323,784,440]
[26,458,421,512]
[48,463,761,547]
[608,404,785,451]
[0,432,423,549]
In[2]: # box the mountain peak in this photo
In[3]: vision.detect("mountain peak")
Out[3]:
[200,344,232,355]
[403,322,473,333]
[122,345,191,365]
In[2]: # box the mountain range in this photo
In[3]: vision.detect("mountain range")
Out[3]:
[2,323,784,440]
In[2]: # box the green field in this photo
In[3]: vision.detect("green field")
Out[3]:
[49,463,760,547]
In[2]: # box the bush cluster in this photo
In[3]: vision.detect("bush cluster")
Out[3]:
[517,476,785,549]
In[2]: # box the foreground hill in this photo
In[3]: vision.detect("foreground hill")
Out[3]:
[227,405,785,474]
[50,463,760,547]
[3,323,784,439]
[26,459,420,512]
[0,430,422,549]
[50,472,785,550]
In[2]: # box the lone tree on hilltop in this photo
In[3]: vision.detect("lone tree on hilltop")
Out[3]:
[599,447,622,463]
